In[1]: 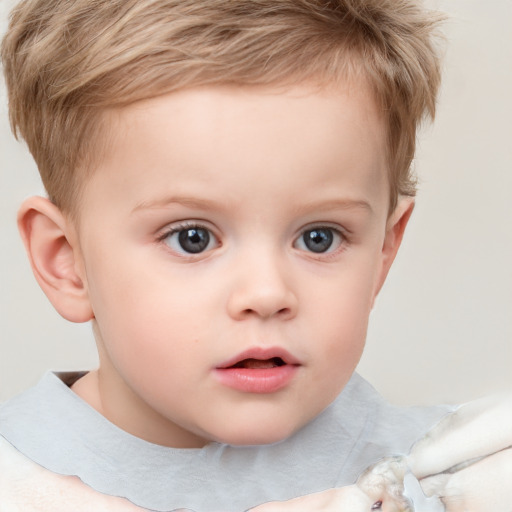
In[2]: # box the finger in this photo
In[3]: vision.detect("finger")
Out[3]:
[420,447,512,512]
[248,486,373,512]
[408,394,512,478]
[356,456,412,512]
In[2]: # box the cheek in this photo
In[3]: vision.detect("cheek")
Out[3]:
[304,262,378,377]
[93,284,207,409]
[93,261,223,374]
[308,266,377,334]
[87,259,189,361]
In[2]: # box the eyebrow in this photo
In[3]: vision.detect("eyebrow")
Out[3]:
[131,195,223,214]
[132,195,373,216]
[291,198,373,216]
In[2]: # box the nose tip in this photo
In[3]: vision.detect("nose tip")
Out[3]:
[226,270,298,321]
[240,293,296,320]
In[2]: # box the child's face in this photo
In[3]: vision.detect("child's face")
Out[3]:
[72,84,402,448]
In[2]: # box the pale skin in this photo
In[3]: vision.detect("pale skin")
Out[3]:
[251,394,512,511]
[18,81,416,507]
[3,398,511,511]
[0,437,144,512]
[15,81,512,512]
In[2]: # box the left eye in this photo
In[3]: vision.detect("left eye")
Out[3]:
[295,227,343,254]
[162,226,217,254]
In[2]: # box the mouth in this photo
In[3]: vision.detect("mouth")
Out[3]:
[215,348,300,393]
[228,357,287,369]
[217,347,300,370]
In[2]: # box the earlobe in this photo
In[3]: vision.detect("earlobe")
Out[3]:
[372,198,415,302]
[17,196,94,323]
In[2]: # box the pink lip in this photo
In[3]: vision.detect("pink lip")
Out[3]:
[214,347,301,394]
[217,347,300,369]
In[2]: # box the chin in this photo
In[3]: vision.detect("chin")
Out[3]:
[212,420,303,447]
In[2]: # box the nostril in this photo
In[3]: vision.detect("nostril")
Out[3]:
[240,306,291,319]
[227,287,298,321]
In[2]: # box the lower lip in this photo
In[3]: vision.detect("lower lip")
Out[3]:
[214,365,299,393]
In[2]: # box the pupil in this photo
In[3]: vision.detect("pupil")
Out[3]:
[178,228,210,253]
[304,228,333,253]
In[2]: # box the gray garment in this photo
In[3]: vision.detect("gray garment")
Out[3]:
[0,371,452,512]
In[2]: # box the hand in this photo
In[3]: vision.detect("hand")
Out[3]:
[420,447,512,512]
[407,393,512,479]
[0,437,145,512]
[248,485,376,512]
[250,393,512,512]
[408,393,512,511]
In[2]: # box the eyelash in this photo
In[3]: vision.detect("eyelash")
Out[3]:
[157,221,219,257]
[157,222,349,258]
[293,225,348,259]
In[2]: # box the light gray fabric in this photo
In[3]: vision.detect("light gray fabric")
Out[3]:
[0,372,453,512]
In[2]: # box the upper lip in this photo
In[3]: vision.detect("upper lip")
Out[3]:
[216,347,301,369]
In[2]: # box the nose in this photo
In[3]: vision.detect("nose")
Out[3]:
[226,250,298,321]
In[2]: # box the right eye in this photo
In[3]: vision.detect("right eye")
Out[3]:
[161,224,218,255]
[294,226,345,254]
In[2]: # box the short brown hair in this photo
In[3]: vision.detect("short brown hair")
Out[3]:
[2,0,444,215]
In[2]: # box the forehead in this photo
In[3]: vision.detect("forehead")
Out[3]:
[83,83,389,217]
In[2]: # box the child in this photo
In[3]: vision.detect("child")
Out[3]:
[0,0,490,510]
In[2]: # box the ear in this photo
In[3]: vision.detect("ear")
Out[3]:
[17,196,94,323]
[372,197,415,303]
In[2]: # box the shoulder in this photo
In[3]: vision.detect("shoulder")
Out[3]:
[0,436,147,512]
[0,373,146,511]
[332,373,456,476]
[339,373,455,435]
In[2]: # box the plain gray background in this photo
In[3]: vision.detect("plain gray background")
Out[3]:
[1,0,511,405]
